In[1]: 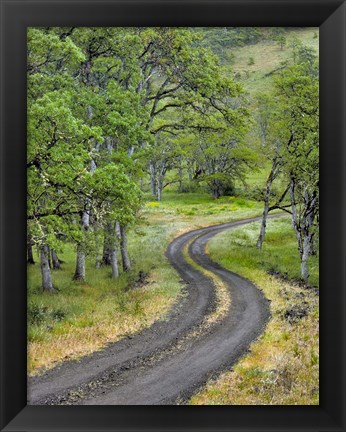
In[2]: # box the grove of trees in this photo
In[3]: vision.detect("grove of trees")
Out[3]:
[27,27,319,291]
[255,42,319,282]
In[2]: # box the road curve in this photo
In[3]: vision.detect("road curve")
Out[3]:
[28,215,280,405]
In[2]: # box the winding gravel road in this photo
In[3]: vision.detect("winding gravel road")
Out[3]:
[28,215,280,405]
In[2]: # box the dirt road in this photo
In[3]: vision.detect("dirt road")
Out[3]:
[28,216,277,405]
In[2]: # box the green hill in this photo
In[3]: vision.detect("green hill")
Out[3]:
[198,27,319,96]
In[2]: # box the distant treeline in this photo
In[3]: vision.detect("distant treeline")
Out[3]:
[194,27,302,59]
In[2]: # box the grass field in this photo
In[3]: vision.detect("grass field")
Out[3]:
[227,28,319,95]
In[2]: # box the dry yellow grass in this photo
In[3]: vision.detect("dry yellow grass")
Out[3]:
[28,272,180,375]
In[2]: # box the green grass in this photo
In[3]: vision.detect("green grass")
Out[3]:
[227,28,319,96]
[28,216,184,374]
[208,217,319,287]
[143,191,263,223]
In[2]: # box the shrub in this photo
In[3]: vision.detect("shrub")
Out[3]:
[28,303,67,325]
[51,308,66,321]
[28,303,48,325]
[178,181,201,193]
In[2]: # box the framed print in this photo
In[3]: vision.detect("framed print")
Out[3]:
[0,0,345,431]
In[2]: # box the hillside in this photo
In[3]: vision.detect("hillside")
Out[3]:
[198,27,319,96]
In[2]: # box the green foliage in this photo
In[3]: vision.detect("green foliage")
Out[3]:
[28,303,48,325]
[269,29,287,50]
[195,28,264,58]
[274,55,319,198]
[27,27,147,258]
[28,303,66,326]
[85,164,142,225]
[248,56,255,66]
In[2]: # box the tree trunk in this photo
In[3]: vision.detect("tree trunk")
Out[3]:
[73,244,86,281]
[156,175,163,202]
[116,220,121,239]
[300,188,318,281]
[102,242,111,266]
[74,242,86,281]
[73,208,90,281]
[156,161,167,202]
[27,239,35,264]
[187,160,194,182]
[73,153,96,280]
[40,245,55,292]
[73,89,97,279]
[110,222,119,278]
[256,198,270,250]
[301,233,311,281]
[101,245,111,266]
[47,246,52,269]
[256,159,280,249]
[120,224,131,271]
[94,225,102,269]
[51,249,61,270]
[110,247,119,278]
[290,177,319,282]
[289,176,302,257]
[178,157,183,192]
[212,180,221,199]
[102,222,112,266]
[150,162,157,196]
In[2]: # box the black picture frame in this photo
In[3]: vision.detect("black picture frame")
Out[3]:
[0,0,345,431]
